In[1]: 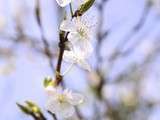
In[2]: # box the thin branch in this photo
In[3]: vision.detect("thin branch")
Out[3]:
[108,1,151,61]
[70,3,74,17]
[48,111,58,120]
[35,0,55,73]
[55,31,66,85]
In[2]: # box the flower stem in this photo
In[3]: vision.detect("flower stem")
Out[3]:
[69,3,74,17]
[55,31,66,86]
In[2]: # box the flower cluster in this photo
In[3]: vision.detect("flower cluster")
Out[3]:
[61,17,93,71]
[54,0,94,72]
[45,86,84,118]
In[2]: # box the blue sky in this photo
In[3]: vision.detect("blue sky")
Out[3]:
[0,0,160,119]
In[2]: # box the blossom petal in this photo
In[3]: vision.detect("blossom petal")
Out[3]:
[67,93,85,105]
[63,49,92,71]
[73,40,93,56]
[78,59,91,71]
[60,19,75,32]
[46,97,75,118]
[55,0,72,7]
[45,86,63,96]
[58,102,75,118]
[46,98,58,114]
[68,32,80,44]
[68,33,93,56]
[84,40,93,55]
[63,51,76,63]
[45,86,57,97]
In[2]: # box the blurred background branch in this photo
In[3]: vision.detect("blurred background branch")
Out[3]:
[0,0,160,120]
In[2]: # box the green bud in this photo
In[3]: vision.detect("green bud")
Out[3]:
[25,101,40,113]
[16,103,31,115]
[78,0,95,15]
[17,101,46,119]
[43,76,54,88]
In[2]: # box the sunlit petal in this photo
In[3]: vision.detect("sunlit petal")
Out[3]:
[55,0,72,7]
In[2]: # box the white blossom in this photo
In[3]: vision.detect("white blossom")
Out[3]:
[60,17,94,71]
[55,0,72,7]
[63,48,92,71]
[45,86,84,118]
[60,17,93,54]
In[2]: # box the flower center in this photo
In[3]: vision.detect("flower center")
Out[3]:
[58,94,66,103]
[77,27,87,39]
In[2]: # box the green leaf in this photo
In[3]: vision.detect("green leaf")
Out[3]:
[17,101,47,120]
[43,76,53,88]
[78,0,95,15]
[16,103,31,115]
[25,101,40,113]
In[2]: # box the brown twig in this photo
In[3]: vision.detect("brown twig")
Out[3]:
[55,31,66,86]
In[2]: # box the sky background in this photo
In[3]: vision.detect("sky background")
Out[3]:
[0,0,160,120]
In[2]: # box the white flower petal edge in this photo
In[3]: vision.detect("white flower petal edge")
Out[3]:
[67,32,93,55]
[67,92,85,105]
[77,59,91,71]
[55,0,72,7]
[60,19,76,32]
[63,50,91,71]
[45,86,84,118]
